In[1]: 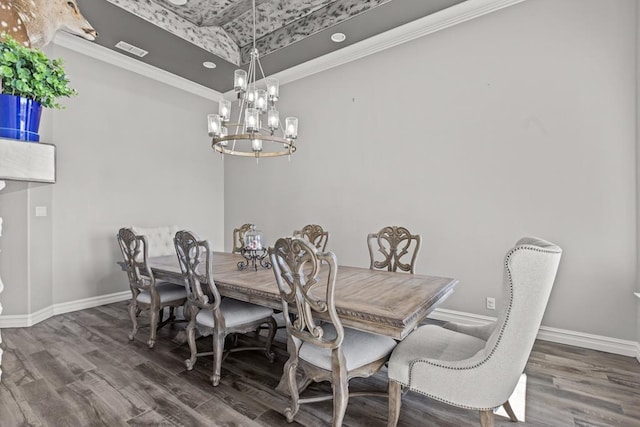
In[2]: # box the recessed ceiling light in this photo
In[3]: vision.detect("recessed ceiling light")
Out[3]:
[203,61,217,69]
[168,0,187,5]
[331,32,346,43]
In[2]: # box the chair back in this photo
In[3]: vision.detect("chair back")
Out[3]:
[293,224,329,251]
[174,230,222,311]
[367,226,421,273]
[483,237,562,394]
[117,227,155,295]
[269,237,343,350]
[232,223,254,254]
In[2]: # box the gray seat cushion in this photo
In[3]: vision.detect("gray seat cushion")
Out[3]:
[299,323,396,371]
[388,324,487,385]
[196,298,274,329]
[136,282,187,304]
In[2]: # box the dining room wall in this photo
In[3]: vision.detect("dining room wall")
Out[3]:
[636,0,640,351]
[224,0,638,341]
[0,44,225,316]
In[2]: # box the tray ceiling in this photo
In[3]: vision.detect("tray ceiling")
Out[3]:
[75,0,468,92]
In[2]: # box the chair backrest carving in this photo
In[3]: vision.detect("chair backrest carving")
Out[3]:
[270,237,343,350]
[367,226,421,274]
[174,230,222,312]
[117,227,155,297]
[232,223,254,254]
[293,224,329,251]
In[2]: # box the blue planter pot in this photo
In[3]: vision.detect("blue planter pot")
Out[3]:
[0,94,42,142]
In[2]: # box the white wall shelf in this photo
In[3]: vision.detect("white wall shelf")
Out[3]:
[0,138,56,183]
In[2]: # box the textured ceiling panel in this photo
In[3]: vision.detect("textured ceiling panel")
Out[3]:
[222,0,335,46]
[105,0,240,64]
[238,0,392,64]
[153,0,271,27]
[77,0,469,93]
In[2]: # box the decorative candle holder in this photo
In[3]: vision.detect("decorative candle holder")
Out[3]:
[238,247,271,271]
[237,225,271,270]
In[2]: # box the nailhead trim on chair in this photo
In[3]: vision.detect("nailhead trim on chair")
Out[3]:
[402,244,559,411]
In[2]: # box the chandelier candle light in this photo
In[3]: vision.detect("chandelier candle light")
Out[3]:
[208,0,298,160]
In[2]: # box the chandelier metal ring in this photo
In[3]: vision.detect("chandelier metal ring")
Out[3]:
[212,133,296,157]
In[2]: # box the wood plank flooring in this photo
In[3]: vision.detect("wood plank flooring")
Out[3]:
[0,301,639,426]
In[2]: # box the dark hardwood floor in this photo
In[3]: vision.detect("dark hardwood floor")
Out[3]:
[0,301,639,426]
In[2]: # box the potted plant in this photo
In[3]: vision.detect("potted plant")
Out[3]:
[0,33,76,142]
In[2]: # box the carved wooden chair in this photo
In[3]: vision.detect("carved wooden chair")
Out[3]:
[367,226,422,274]
[232,223,254,253]
[269,237,397,426]
[117,227,187,349]
[174,230,277,387]
[387,237,562,427]
[293,224,329,251]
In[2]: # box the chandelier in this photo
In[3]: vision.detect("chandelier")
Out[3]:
[207,0,299,160]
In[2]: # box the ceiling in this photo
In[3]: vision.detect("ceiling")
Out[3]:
[75,0,467,93]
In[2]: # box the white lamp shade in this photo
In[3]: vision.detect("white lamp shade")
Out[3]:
[268,108,280,130]
[234,69,247,92]
[219,126,228,147]
[218,100,231,121]
[285,117,298,139]
[245,108,259,132]
[256,89,268,113]
[266,78,279,101]
[208,114,221,137]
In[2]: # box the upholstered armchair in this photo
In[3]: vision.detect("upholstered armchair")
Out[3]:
[387,237,562,427]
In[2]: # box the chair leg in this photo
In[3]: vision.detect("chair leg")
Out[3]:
[127,300,139,341]
[148,308,159,348]
[331,362,349,427]
[479,409,495,427]
[283,355,300,422]
[264,317,277,363]
[387,380,402,427]
[184,306,198,370]
[503,400,518,422]
[211,328,225,387]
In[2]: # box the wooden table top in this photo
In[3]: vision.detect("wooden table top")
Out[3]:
[147,252,457,340]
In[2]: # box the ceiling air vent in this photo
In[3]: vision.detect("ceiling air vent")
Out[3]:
[115,41,149,58]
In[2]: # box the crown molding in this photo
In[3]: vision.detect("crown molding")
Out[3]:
[224,0,527,98]
[53,33,223,102]
[53,0,525,102]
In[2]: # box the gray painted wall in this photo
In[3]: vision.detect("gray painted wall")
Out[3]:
[0,44,225,314]
[636,0,640,348]
[225,0,637,340]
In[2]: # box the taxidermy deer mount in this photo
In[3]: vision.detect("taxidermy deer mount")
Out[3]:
[0,0,97,48]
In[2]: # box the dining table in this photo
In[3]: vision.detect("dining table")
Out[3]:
[146,251,457,341]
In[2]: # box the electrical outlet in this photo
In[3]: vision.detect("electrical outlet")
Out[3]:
[35,206,47,217]
[486,297,496,310]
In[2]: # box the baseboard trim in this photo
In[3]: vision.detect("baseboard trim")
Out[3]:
[1,296,638,361]
[0,291,130,328]
[430,308,640,359]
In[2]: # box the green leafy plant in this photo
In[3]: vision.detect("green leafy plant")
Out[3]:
[0,34,76,109]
